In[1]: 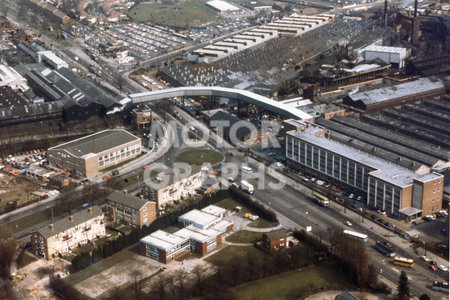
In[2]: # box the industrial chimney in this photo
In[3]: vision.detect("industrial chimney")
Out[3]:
[384,0,388,27]
[414,0,418,17]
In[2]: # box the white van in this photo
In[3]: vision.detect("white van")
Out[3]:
[242,166,253,174]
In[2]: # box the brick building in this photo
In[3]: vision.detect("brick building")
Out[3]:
[48,129,141,178]
[31,206,105,259]
[106,190,157,228]
[139,205,233,263]
[262,229,290,252]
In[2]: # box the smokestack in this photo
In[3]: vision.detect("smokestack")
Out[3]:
[414,0,418,17]
[384,0,388,27]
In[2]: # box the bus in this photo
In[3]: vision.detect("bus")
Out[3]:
[374,241,396,257]
[312,192,330,207]
[394,256,414,268]
[343,230,368,243]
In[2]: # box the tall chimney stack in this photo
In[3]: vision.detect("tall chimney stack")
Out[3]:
[414,0,418,17]
[384,0,388,27]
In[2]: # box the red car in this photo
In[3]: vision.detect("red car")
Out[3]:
[429,264,437,271]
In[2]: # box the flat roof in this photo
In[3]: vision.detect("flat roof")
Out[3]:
[179,209,219,227]
[37,51,68,67]
[193,49,223,56]
[140,230,188,251]
[348,77,444,106]
[49,129,140,158]
[210,219,233,232]
[174,225,221,243]
[201,204,225,216]
[206,0,239,11]
[363,45,407,55]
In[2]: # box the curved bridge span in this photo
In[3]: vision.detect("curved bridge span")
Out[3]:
[129,87,312,120]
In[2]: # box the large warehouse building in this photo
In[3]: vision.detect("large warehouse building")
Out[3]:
[48,129,141,178]
[285,123,444,219]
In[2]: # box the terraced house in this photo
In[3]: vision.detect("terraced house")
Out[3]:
[31,206,105,259]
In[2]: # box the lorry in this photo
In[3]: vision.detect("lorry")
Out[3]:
[240,180,254,194]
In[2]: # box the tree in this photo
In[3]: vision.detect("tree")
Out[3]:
[367,264,378,289]
[397,271,410,300]
[419,294,430,300]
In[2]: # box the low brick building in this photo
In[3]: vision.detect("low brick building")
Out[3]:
[139,205,233,263]
[262,229,290,252]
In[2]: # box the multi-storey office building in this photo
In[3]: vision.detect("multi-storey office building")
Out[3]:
[285,123,444,219]
[31,206,105,259]
[48,129,141,178]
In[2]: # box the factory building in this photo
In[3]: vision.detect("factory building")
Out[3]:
[0,65,29,91]
[206,0,240,13]
[37,51,69,70]
[285,123,444,219]
[360,45,407,68]
[343,77,445,113]
[48,129,141,178]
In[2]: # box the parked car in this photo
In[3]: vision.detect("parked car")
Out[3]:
[438,265,448,272]
[344,221,353,227]
[412,220,419,226]
[429,261,438,267]
[383,221,392,227]
[420,256,430,262]
[387,214,398,219]
[349,193,355,199]
[429,264,437,271]
[351,204,359,209]
[370,215,377,220]
[377,210,386,215]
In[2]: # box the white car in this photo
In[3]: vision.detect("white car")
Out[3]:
[344,221,353,227]
[420,255,430,262]
[438,265,448,272]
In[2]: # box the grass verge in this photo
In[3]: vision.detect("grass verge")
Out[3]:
[247,218,277,228]
[232,265,357,300]
[225,230,262,244]
[1,209,50,233]
[206,245,268,266]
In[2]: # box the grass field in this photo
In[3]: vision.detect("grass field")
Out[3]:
[232,265,356,299]
[206,245,269,266]
[247,218,277,228]
[1,208,51,233]
[225,230,262,244]
[128,0,219,28]
[174,149,224,166]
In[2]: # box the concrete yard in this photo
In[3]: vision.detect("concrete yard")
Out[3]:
[74,253,161,299]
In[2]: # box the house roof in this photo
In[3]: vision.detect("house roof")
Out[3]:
[264,228,290,240]
[48,129,140,158]
[107,190,152,210]
[38,206,103,238]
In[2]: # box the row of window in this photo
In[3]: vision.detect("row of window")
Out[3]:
[286,136,373,191]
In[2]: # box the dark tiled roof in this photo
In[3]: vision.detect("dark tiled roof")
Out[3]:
[38,206,103,238]
[106,190,149,210]
[264,229,290,241]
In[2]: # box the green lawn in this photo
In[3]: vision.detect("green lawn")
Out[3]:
[232,265,356,300]
[247,218,277,229]
[174,149,224,166]
[215,198,252,214]
[128,0,220,28]
[187,131,201,140]
[225,230,262,244]
[206,245,269,266]
[2,209,51,233]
